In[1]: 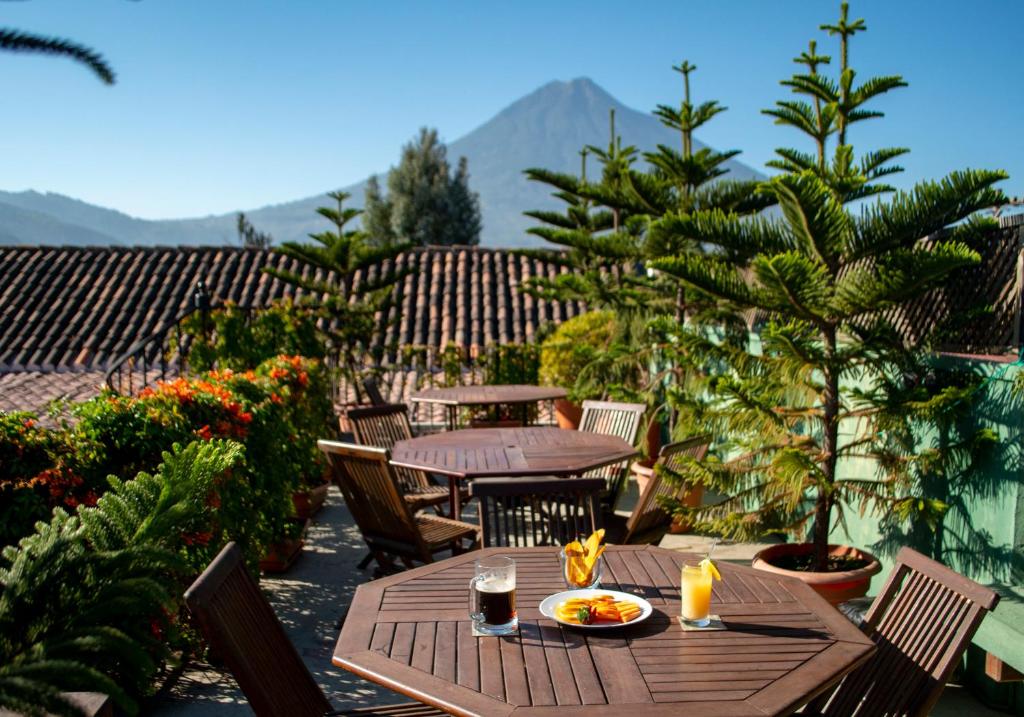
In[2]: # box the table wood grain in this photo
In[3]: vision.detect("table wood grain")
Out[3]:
[411,385,568,407]
[391,426,636,480]
[390,426,637,518]
[333,546,876,716]
[411,385,567,429]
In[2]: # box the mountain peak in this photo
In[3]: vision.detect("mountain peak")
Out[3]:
[1,77,761,248]
[506,77,622,116]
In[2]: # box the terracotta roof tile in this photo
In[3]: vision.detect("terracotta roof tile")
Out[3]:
[0,370,109,422]
[0,245,585,375]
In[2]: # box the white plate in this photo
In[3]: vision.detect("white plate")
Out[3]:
[539,588,653,629]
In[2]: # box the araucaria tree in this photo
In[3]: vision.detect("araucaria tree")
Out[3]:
[653,2,1007,569]
[521,66,771,405]
[364,127,482,246]
[263,191,410,395]
[236,212,273,249]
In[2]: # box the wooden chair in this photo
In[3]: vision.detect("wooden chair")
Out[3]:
[361,376,387,406]
[184,542,444,716]
[805,546,1000,716]
[346,403,460,514]
[319,441,479,570]
[578,400,646,509]
[622,435,710,544]
[469,476,605,548]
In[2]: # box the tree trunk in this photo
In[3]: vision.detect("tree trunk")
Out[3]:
[815,328,840,571]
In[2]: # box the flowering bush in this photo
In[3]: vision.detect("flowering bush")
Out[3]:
[68,355,331,553]
[0,355,334,552]
[0,413,93,545]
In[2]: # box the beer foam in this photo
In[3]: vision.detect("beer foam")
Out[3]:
[476,577,514,593]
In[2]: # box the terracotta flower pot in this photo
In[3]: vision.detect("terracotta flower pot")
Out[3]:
[554,398,582,429]
[751,543,882,605]
[259,518,309,573]
[292,482,329,520]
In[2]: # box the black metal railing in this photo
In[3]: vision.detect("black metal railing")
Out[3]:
[104,282,212,394]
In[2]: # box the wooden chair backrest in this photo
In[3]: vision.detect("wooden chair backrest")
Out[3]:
[624,435,710,543]
[469,476,605,548]
[318,440,427,558]
[184,543,331,717]
[815,546,1000,716]
[347,404,431,494]
[578,400,646,497]
[362,376,387,406]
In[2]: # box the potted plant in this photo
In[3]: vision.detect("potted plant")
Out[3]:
[539,310,616,428]
[259,517,309,573]
[652,3,1006,602]
[291,477,330,520]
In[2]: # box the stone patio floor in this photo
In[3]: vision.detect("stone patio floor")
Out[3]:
[148,484,1006,715]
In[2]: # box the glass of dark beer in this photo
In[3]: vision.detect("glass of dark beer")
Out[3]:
[469,555,517,636]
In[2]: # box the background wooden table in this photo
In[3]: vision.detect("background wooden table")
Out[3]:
[334,546,875,716]
[411,385,568,429]
[390,426,637,517]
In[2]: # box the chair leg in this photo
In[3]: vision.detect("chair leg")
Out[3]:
[357,552,374,570]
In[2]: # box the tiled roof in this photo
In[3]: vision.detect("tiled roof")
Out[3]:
[0,370,108,422]
[0,245,585,373]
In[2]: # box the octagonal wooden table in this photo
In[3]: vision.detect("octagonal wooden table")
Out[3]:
[390,426,638,518]
[334,546,875,717]
[411,385,568,430]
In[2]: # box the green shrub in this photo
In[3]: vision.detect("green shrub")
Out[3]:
[0,440,244,716]
[539,310,615,402]
[178,301,326,373]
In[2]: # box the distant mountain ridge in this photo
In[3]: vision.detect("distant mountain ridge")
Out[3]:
[0,77,762,248]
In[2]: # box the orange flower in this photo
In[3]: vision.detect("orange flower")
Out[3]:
[196,425,213,441]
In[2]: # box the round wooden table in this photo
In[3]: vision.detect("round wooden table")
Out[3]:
[391,426,638,518]
[410,385,568,430]
[333,546,876,716]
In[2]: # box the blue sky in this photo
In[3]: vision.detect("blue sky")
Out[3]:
[1,0,1020,219]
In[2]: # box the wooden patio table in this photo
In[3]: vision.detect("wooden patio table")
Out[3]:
[390,426,637,518]
[411,385,568,430]
[333,546,876,717]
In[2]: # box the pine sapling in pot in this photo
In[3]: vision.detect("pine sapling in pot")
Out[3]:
[652,2,1006,601]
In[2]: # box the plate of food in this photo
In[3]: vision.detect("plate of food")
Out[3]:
[539,589,653,629]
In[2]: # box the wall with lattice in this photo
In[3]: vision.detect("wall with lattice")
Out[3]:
[889,215,1022,358]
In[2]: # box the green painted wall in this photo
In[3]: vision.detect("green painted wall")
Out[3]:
[831,356,1022,590]
[831,355,1024,678]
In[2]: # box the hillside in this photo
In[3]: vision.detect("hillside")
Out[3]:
[0,77,761,248]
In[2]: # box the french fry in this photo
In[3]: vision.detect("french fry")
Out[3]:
[583,529,605,560]
[555,594,644,625]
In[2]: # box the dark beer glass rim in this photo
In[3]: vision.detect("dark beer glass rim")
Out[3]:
[476,555,514,570]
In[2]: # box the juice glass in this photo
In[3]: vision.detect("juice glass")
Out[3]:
[680,564,713,627]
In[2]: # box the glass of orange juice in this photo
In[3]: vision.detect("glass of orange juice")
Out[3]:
[680,563,713,627]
